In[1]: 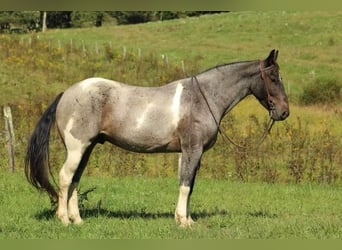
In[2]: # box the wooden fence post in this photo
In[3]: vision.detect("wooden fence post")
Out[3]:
[3,106,15,173]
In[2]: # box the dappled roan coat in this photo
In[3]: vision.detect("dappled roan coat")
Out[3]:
[25,49,289,226]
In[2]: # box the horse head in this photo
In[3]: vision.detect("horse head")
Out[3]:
[253,49,290,121]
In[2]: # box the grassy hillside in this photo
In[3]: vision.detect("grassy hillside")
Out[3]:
[32,11,342,94]
[1,11,342,103]
[0,11,341,184]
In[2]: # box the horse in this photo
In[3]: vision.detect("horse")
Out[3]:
[25,49,289,227]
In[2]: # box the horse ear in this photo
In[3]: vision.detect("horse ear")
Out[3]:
[265,49,279,66]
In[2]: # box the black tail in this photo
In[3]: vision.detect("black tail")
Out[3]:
[25,93,64,204]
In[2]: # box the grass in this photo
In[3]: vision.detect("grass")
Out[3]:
[0,11,342,239]
[0,11,341,184]
[1,11,341,106]
[1,11,341,103]
[1,171,342,239]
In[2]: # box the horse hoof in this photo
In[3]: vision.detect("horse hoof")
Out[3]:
[179,220,195,228]
[56,213,71,226]
[60,219,71,226]
[73,218,84,225]
[175,215,195,228]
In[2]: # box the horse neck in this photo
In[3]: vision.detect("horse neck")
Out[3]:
[193,61,259,121]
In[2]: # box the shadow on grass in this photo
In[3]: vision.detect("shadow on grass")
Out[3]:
[34,207,230,221]
[248,210,278,219]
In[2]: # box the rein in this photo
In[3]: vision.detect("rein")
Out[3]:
[192,63,275,150]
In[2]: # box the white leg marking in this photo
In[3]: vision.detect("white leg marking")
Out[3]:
[171,82,183,126]
[175,185,192,227]
[176,185,190,217]
[57,154,82,225]
[68,182,83,225]
[56,118,87,225]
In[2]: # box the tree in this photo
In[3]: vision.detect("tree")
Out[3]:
[0,11,40,33]
[45,11,72,28]
[70,11,105,28]
[107,11,226,25]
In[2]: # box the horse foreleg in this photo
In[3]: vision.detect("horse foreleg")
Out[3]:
[175,185,194,227]
[175,149,202,227]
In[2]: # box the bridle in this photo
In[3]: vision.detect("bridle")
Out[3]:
[192,61,276,149]
[259,61,277,112]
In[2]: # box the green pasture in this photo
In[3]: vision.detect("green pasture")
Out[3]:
[1,172,342,239]
[0,11,342,239]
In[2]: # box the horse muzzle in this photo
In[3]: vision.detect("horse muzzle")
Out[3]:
[266,94,289,121]
[269,103,289,121]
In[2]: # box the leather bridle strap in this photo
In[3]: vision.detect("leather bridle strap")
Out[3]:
[192,73,274,150]
[259,62,275,109]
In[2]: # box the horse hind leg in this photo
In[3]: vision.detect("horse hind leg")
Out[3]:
[67,142,96,224]
[56,147,84,225]
[56,125,93,225]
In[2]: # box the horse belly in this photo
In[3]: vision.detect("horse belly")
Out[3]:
[100,106,179,152]
[103,126,180,153]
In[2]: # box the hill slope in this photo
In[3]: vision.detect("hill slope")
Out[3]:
[38,11,342,92]
[1,11,341,104]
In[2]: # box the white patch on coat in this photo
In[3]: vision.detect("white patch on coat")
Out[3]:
[171,82,183,126]
[80,77,104,91]
[63,118,84,162]
[136,103,154,129]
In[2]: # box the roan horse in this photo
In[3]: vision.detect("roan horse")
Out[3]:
[25,49,289,226]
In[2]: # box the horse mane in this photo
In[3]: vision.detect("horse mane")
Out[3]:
[196,60,257,76]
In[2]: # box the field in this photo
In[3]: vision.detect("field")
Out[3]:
[0,11,342,239]
[1,172,342,239]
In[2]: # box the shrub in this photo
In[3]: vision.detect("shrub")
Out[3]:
[71,11,104,28]
[301,76,341,104]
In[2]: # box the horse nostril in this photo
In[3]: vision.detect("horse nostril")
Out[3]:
[281,111,289,119]
[268,99,274,108]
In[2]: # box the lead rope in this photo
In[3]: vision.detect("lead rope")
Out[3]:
[192,75,274,150]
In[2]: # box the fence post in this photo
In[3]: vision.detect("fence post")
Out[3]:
[3,106,15,173]
[181,60,185,76]
[95,41,99,54]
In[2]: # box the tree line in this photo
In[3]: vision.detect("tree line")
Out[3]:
[0,11,225,33]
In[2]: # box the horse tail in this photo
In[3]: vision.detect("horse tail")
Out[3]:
[25,92,64,204]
